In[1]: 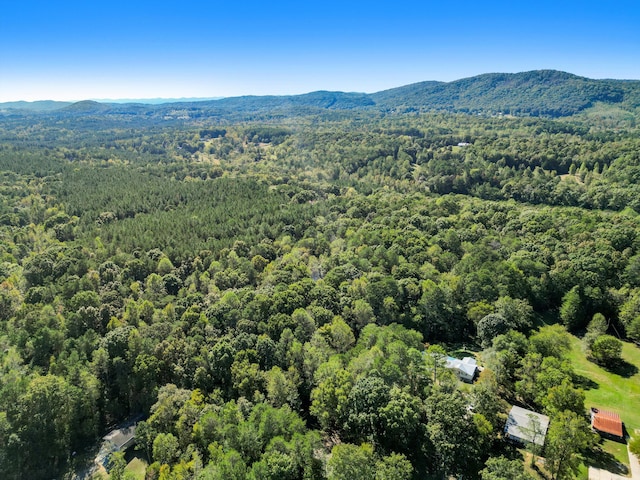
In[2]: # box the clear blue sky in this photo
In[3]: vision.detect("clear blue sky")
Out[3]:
[1,0,639,102]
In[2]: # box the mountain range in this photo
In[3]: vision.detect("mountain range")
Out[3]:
[2,70,639,119]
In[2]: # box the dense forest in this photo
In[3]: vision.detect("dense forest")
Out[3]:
[1,72,640,479]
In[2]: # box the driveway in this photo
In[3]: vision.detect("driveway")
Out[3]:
[629,444,640,479]
[588,466,629,480]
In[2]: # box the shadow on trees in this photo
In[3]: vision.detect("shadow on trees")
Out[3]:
[496,442,525,461]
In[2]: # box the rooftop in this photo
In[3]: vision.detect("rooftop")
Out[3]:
[505,406,550,446]
[445,356,477,377]
[103,425,137,450]
[591,408,623,438]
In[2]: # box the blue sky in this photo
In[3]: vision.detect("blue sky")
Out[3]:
[1,0,639,101]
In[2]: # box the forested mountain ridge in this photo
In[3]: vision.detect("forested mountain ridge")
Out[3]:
[371,70,640,116]
[0,91,376,119]
[3,70,640,119]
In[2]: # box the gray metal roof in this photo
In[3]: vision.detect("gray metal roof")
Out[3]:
[445,356,477,377]
[504,406,550,446]
[103,425,137,450]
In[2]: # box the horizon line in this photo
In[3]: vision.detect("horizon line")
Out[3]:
[2,69,640,104]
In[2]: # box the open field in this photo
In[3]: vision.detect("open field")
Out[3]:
[565,335,640,476]
[567,336,640,432]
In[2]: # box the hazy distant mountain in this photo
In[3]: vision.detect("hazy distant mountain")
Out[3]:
[207,91,375,111]
[3,70,640,119]
[90,97,224,104]
[0,100,72,112]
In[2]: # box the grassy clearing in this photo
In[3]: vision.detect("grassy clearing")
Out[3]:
[601,439,631,468]
[565,334,640,476]
[125,457,147,479]
[95,455,147,480]
[567,336,640,432]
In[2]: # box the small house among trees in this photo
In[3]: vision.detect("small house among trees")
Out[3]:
[95,424,137,468]
[504,406,550,446]
[590,408,624,439]
[445,356,478,382]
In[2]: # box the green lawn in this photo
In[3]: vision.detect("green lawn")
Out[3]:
[565,335,640,476]
[567,336,640,432]
[601,439,631,467]
[124,457,147,480]
[96,456,147,480]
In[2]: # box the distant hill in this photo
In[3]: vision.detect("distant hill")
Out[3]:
[371,70,640,117]
[61,100,112,113]
[17,91,373,120]
[211,91,375,111]
[90,97,224,104]
[3,70,640,119]
[0,100,72,112]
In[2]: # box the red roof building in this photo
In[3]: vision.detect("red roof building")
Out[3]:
[590,408,624,438]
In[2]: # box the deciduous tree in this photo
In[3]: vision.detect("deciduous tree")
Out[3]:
[545,410,596,480]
